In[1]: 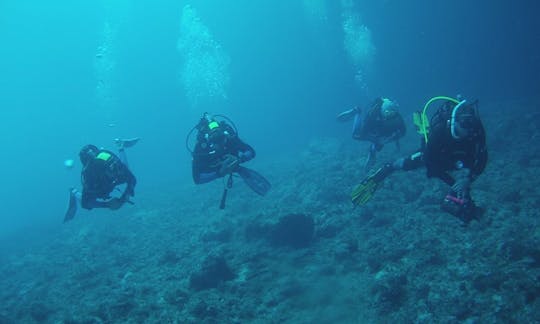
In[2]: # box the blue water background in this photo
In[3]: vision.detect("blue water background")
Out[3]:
[0,0,538,240]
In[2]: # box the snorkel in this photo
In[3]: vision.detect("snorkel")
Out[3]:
[450,100,468,139]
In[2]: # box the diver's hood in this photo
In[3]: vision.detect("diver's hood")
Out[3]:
[381,98,398,118]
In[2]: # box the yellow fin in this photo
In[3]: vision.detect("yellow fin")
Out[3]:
[351,179,378,206]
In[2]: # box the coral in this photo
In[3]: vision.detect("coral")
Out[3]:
[2,100,540,322]
[189,255,235,291]
[372,274,408,312]
[29,302,53,322]
[270,214,314,248]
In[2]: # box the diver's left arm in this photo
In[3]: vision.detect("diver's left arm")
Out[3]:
[234,138,256,163]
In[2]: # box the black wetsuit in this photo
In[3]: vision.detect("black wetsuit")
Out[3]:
[81,150,136,209]
[192,122,255,184]
[354,102,406,148]
[400,104,488,186]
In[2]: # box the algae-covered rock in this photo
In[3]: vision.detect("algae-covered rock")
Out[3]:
[189,255,235,291]
[270,214,314,248]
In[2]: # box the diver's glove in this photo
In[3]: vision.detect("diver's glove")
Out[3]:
[107,198,124,210]
[219,154,240,176]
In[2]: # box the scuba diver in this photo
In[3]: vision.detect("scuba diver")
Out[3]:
[337,97,406,171]
[63,138,139,222]
[187,113,270,208]
[351,96,488,223]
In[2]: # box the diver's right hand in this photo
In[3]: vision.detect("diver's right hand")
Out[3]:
[107,198,124,210]
[219,154,239,176]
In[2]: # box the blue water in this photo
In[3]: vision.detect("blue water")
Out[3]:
[0,0,539,321]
